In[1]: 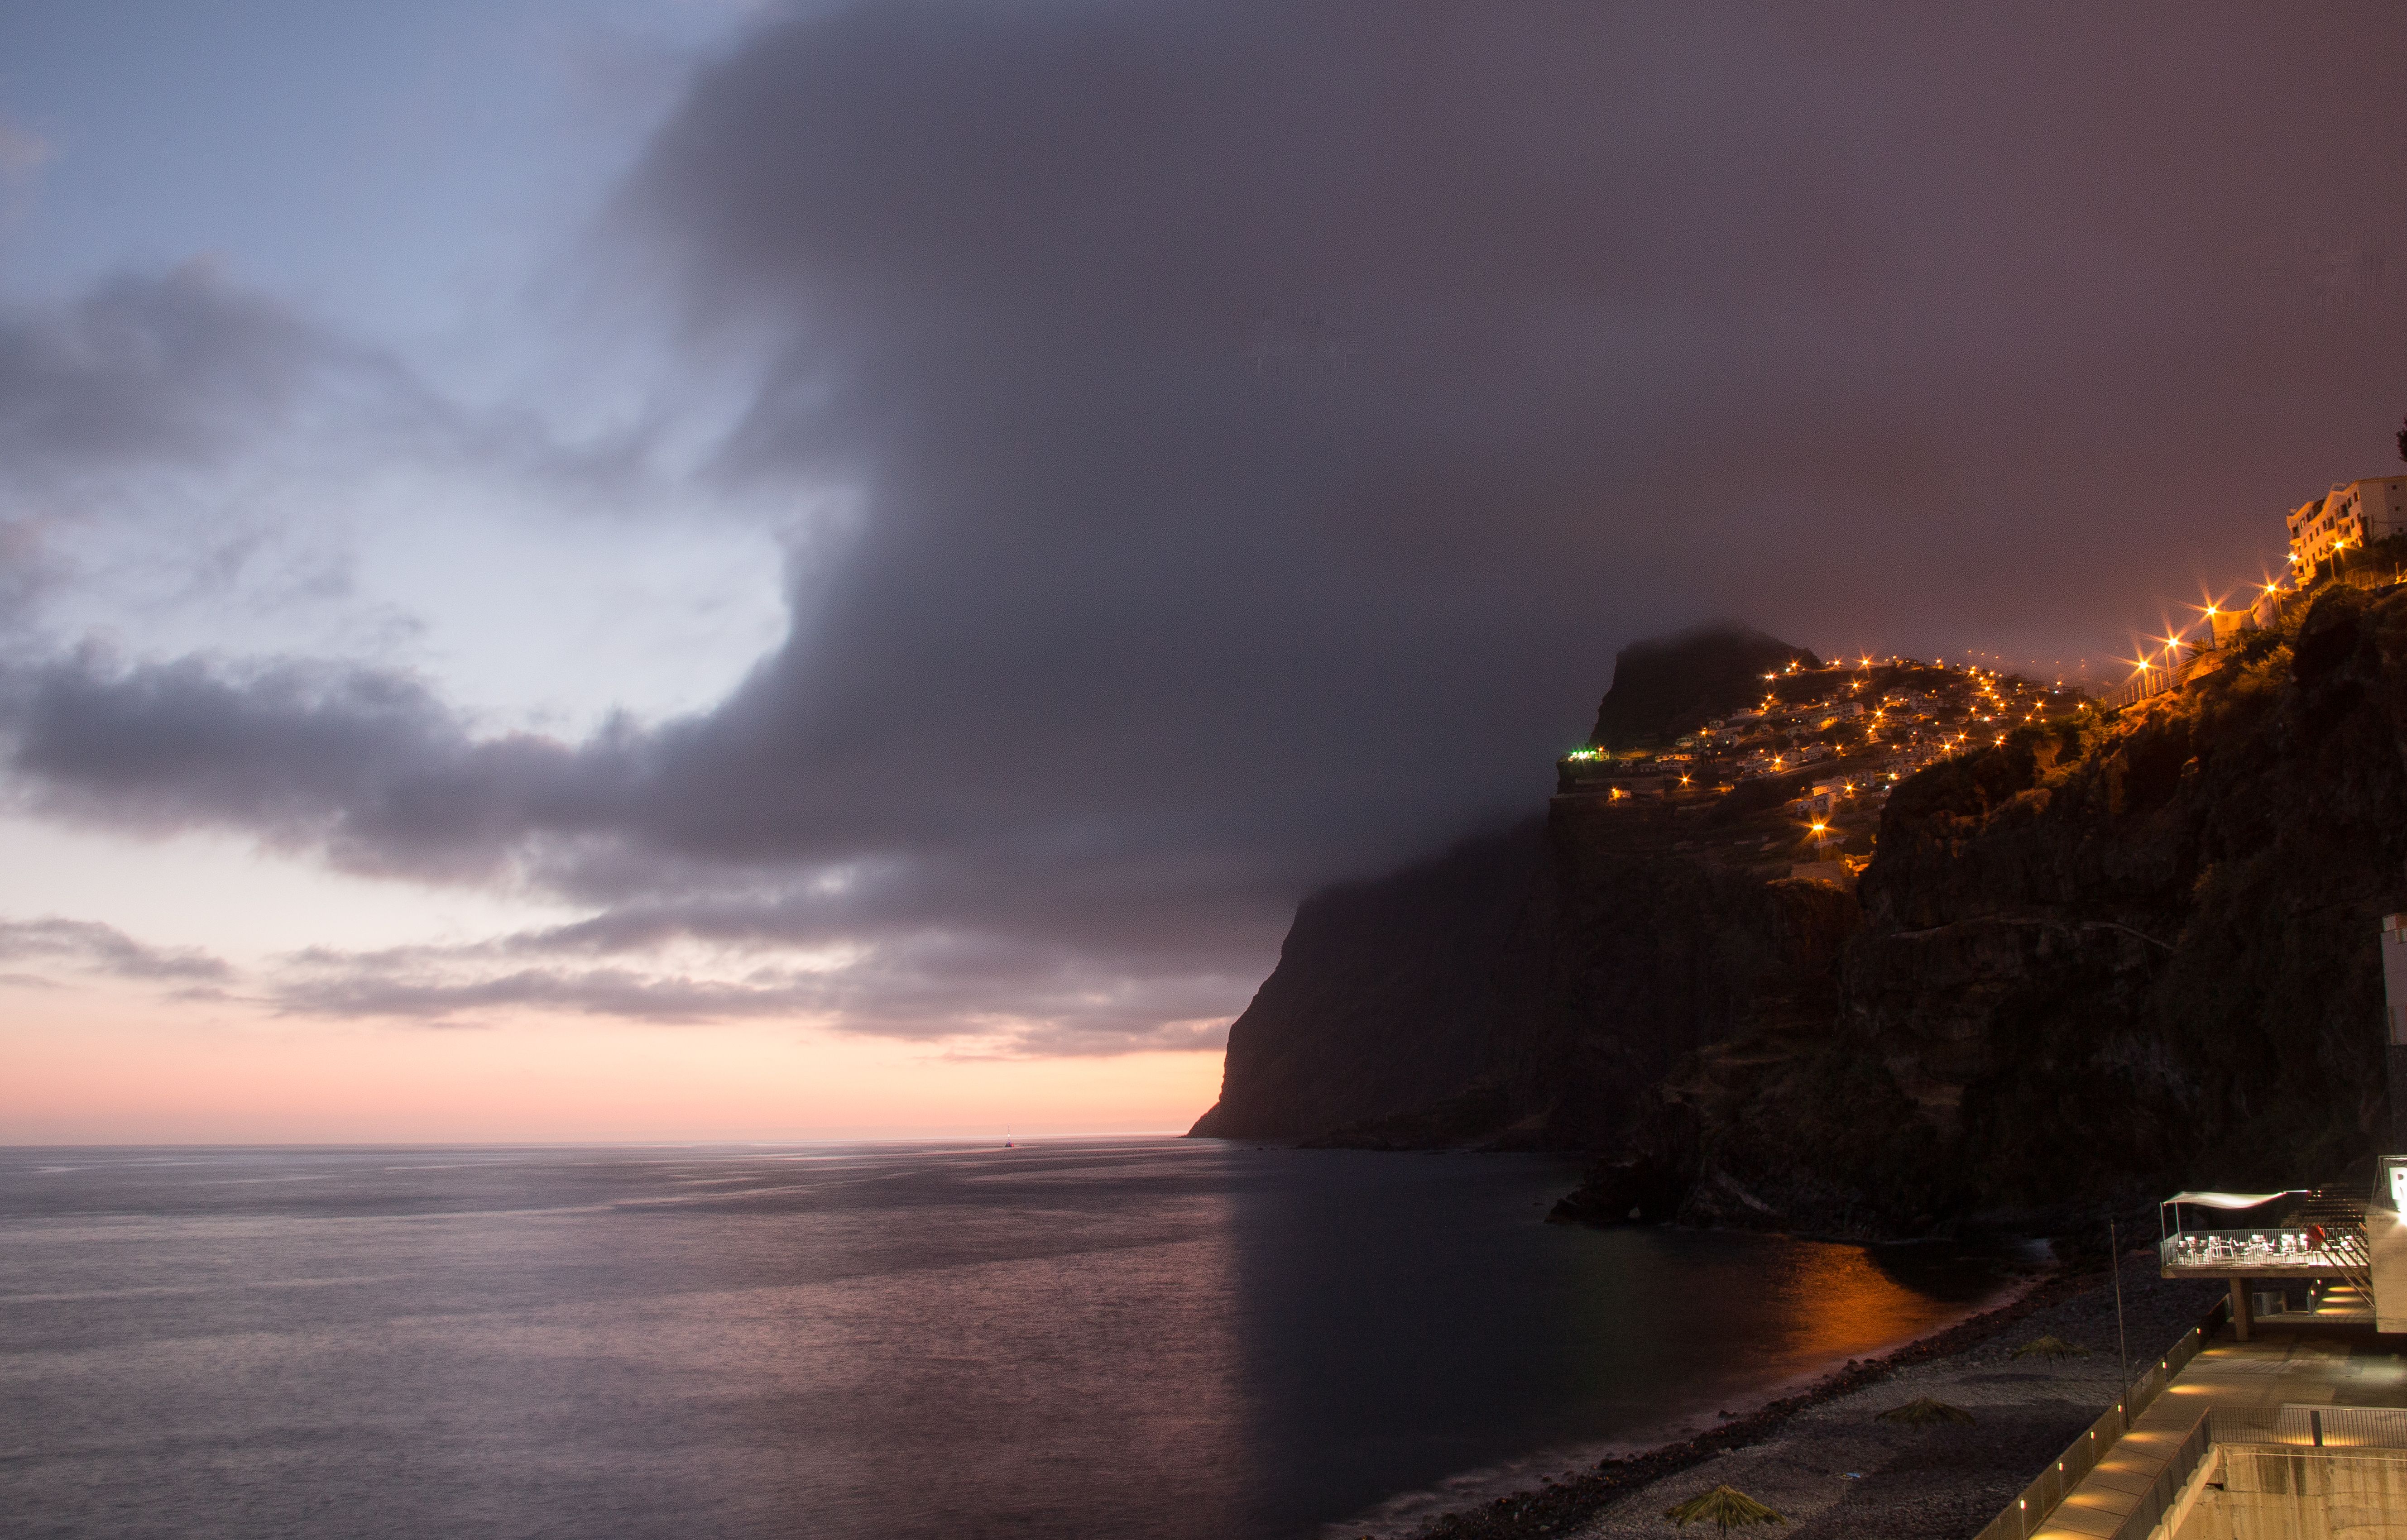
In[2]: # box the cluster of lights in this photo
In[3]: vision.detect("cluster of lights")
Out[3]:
[2111,523,2396,692]
[1577,651,2081,825]
[1568,524,2394,820]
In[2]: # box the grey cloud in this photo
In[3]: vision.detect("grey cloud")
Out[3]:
[0,266,703,658]
[270,929,1240,1054]
[0,652,610,876]
[276,964,828,1026]
[0,264,384,479]
[7,2,2407,1051]
[0,263,696,543]
[0,917,231,982]
[0,640,1342,966]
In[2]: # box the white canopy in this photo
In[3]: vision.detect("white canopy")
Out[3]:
[2161,1191,2297,1210]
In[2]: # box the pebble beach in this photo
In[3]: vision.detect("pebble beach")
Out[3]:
[1403,1250,2224,1540]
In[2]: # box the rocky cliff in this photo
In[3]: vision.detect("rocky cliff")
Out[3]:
[1186,823,1544,1141]
[1586,624,1818,748]
[1189,589,2407,1237]
[1190,625,1868,1153]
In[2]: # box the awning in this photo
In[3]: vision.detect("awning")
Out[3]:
[2161,1191,2297,1210]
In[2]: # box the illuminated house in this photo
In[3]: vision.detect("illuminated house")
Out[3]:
[2287,475,2407,576]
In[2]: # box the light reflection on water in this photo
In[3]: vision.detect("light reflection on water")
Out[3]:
[0,1140,2035,1539]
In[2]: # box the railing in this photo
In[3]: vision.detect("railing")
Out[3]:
[2108,1408,2213,1540]
[2091,567,2407,716]
[2211,1404,2407,1451]
[2295,1189,2374,1298]
[2161,1228,2366,1277]
[2327,564,2407,595]
[2093,650,2212,713]
[1967,1297,2225,1540]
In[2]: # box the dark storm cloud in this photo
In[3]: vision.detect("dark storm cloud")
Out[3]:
[601,0,2407,908]
[0,917,230,981]
[6,1,2407,1046]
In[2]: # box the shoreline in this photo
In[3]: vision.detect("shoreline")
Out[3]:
[1336,1267,2055,1538]
[1375,1252,2215,1540]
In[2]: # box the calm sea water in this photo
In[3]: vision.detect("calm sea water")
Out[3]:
[0,1139,2031,1539]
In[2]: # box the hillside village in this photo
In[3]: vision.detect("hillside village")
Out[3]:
[1554,657,2071,879]
[1554,470,2407,883]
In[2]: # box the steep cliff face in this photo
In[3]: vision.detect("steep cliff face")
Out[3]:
[1185,807,1852,1148]
[1659,585,2407,1234]
[1493,804,1860,1150]
[1186,823,1544,1140]
[1194,587,2407,1238]
[1189,629,1855,1148]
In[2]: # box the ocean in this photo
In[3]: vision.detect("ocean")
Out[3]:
[0,1139,2032,1538]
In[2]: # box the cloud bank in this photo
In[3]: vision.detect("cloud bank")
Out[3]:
[4,1,2405,1048]
[0,916,229,984]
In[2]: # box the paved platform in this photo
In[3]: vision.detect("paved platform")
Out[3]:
[2034,1325,2407,1538]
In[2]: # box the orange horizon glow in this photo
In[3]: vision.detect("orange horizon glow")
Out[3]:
[0,987,1228,1144]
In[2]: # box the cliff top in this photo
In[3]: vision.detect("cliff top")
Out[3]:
[1587,624,1821,748]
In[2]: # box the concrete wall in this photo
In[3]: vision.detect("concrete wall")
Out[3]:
[2170,1444,2407,1539]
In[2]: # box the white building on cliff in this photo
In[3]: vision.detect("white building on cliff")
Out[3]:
[2287,475,2407,574]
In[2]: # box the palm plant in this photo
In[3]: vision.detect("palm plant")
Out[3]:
[1664,1483,1786,1533]
[1877,1397,1975,1425]
[2012,1335,2091,1359]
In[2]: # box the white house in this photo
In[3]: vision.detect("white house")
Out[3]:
[2287,475,2407,575]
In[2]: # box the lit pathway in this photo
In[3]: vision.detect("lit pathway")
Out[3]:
[2034,1329,2407,1538]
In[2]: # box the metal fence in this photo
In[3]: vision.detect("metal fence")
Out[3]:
[2211,1404,2407,1450]
[2108,1409,2213,1540]
[2159,1227,2365,1277]
[2092,650,2212,713]
[1967,1300,2225,1540]
[2089,569,2407,716]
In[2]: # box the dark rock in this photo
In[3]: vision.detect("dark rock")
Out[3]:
[1544,1155,1684,1225]
[1186,823,1544,1141]
[1587,623,1821,748]
[1302,1083,1517,1150]
[1199,592,2407,1236]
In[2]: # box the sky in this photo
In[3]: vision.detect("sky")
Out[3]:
[2,1,2404,1142]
